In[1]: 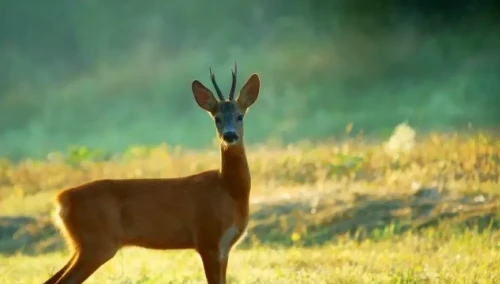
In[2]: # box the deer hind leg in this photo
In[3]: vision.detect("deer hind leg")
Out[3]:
[54,243,118,284]
[52,213,120,283]
[42,254,76,284]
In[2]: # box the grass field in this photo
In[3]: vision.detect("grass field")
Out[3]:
[1,125,499,283]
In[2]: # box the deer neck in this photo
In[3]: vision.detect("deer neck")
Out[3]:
[220,143,251,199]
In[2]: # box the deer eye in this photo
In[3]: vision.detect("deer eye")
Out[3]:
[214,117,221,124]
[237,115,243,121]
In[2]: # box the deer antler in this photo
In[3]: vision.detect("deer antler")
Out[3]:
[229,61,237,100]
[209,68,225,101]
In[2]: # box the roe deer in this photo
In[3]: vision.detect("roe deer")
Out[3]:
[43,63,260,284]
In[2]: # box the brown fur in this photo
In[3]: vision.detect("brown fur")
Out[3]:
[43,69,260,284]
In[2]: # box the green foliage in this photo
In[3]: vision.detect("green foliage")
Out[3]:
[65,145,108,165]
[0,1,499,159]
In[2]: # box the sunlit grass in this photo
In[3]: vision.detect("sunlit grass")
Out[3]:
[1,128,498,209]
[0,127,499,283]
[2,230,499,284]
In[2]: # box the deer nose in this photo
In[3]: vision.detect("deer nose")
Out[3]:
[222,131,239,143]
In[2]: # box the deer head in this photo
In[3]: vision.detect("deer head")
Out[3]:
[192,63,260,146]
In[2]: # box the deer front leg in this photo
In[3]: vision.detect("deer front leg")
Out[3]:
[198,241,233,283]
[199,249,223,284]
[220,255,229,284]
[218,224,238,283]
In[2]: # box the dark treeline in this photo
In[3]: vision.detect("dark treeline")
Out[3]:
[1,0,497,88]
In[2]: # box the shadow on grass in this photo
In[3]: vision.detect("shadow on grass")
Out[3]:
[1,188,499,255]
[240,187,500,248]
[0,215,63,255]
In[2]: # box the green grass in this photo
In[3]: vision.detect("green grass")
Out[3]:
[1,128,499,283]
[2,231,499,283]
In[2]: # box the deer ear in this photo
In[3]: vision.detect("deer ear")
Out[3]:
[192,80,217,112]
[236,74,260,109]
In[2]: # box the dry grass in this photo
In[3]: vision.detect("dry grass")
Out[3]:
[0,126,499,283]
